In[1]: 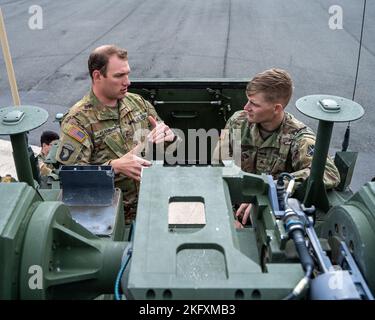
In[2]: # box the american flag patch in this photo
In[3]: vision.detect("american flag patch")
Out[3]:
[67,126,87,143]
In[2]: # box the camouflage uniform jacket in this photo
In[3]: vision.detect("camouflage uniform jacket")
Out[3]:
[37,152,55,177]
[56,90,169,221]
[214,111,340,189]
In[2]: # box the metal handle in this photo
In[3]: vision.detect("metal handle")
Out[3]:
[154,100,221,105]
[171,111,198,119]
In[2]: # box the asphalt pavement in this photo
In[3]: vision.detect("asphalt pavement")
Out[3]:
[0,0,374,190]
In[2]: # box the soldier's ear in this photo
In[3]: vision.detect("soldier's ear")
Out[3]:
[274,103,283,114]
[92,70,101,82]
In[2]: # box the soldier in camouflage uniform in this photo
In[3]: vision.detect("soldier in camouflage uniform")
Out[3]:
[0,174,17,183]
[213,68,340,227]
[56,45,178,224]
[37,131,59,177]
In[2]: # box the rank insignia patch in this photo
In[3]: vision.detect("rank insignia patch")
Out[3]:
[59,143,75,162]
[67,126,88,143]
[307,144,315,157]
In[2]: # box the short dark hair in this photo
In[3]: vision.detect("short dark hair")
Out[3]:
[40,131,59,146]
[246,68,293,107]
[88,45,128,80]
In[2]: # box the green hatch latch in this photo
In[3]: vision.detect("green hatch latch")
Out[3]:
[2,109,25,125]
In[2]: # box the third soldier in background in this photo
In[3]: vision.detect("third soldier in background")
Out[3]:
[38,130,59,177]
[213,68,340,227]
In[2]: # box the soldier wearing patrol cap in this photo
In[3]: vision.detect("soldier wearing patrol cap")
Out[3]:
[213,68,340,227]
[56,45,178,224]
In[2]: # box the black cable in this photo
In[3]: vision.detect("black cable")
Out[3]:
[352,0,367,102]
[292,230,314,272]
[343,0,367,151]
[283,266,313,300]
[342,123,350,152]
[114,249,132,300]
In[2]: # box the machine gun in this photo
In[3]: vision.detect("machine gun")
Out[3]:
[272,173,373,300]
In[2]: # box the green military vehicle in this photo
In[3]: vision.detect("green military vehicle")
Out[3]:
[0,2,374,300]
[0,80,374,300]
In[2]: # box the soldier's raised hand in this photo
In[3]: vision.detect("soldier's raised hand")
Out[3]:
[110,143,151,181]
[147,116,175,144]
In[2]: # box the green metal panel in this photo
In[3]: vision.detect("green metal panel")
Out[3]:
[0,183,42,299]
[126,164,304,300]
[38,188,125,241]
[129,79,248,163]
[321,182,375,293]
[0,183,127,299]
[334,151,358,191]
[19,200,127,299]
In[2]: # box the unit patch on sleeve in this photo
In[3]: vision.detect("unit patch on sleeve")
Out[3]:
[307,144,315,157]
[59,143,75,162]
